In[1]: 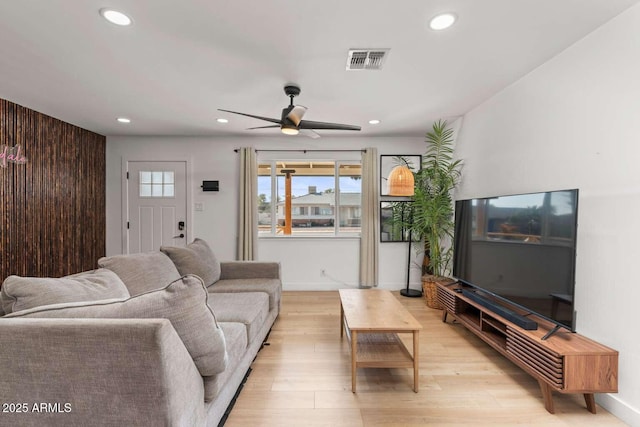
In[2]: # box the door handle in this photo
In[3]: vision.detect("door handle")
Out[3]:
[173,233,185,238]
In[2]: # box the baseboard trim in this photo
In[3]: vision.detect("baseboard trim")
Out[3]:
[283,282,359,291]
[597,393,640,426]
[282,282,422,291]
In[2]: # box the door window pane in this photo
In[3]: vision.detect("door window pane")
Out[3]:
[140,171,152,184]
[151,184,161,197]
[140,184,152,197]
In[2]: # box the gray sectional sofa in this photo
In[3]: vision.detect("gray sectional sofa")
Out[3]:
[0,238,281,426]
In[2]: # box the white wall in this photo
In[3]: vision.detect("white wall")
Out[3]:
[455,5,640,424]
[105,135,426,292]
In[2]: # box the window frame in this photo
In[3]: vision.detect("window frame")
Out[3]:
[258,159,362,238]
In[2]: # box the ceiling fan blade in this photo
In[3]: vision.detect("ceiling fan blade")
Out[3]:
[218,109,281,124]
[300,129,321,139]
[298,120,361,131]
[286,105,307,126]
[247,125,280,130]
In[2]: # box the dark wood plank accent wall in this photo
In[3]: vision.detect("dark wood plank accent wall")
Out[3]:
[1,98,106,280]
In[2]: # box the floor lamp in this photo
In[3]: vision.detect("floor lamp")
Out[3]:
[387,165,422,298]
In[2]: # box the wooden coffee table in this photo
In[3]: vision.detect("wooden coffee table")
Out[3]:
[339,289,422,392]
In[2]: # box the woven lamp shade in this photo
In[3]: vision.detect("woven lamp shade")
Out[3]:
[387,165,414,196]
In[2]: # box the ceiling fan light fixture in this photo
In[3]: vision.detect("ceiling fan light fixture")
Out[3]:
[281,125,299,136]
[369,119,381,125]
[216,118,228,124]
[429,12,457,30]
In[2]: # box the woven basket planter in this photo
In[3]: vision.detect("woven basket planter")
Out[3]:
[422,275,454,310]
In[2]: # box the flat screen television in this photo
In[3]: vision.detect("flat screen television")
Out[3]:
[453,189,578,332]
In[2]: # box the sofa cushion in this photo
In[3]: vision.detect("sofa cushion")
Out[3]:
[0,269,130,315]
[98,251,181,296]
[203,322,247,402]
[208,292,268,344]
[209,278,281,312]
[6,275,227,377]
[161,238,221,287]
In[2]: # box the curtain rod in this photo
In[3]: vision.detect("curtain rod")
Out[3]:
[234,149,367,153]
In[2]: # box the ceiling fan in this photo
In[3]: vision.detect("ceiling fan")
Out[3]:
[218,84,361,138]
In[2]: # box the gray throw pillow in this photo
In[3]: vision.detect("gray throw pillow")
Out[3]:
[98,251,181,296]
[0,269,130,315]
[6,274,228,377]
[161,238,221,287]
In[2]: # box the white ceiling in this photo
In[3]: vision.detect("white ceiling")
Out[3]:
[0,0,638,138]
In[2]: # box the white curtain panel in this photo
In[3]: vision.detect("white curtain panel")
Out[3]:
[359,147,379,287]
[237,147,258,260]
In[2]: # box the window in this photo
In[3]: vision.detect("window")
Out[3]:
[258,160,361,236]
[139,171,174,197]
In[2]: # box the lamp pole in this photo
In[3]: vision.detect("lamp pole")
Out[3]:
[400,204,422,298]
[387,162,421,298]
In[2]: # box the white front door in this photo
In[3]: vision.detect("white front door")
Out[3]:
[126,161,188,254]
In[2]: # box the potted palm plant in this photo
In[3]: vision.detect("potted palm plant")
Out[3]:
[410,120,463,308]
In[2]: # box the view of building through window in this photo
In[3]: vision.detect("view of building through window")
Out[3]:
[258,161,362,235]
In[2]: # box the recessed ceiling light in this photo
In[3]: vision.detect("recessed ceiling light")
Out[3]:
[429,12,457,30]
[216,118,229,124]
[100,8,133,26]
[368,119,381,125]
[117,117,131,123]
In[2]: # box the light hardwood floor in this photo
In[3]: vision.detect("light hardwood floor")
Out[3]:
[225,291,627,426]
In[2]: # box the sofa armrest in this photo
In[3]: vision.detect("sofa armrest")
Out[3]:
[0,318,204,426]
[220,261,281,280]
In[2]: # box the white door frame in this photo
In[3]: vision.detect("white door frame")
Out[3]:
[121,156,192,254]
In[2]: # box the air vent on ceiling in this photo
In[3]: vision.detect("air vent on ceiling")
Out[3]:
[346,49,389,71]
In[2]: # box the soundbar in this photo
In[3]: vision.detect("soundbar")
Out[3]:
[462,289,538,330]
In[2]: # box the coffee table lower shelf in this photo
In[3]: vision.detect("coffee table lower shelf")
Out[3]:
[342,323,419,392]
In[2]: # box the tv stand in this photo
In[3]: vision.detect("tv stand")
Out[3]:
[437,282,618,414]
[541,324,563,341]
[461,289,538,330]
